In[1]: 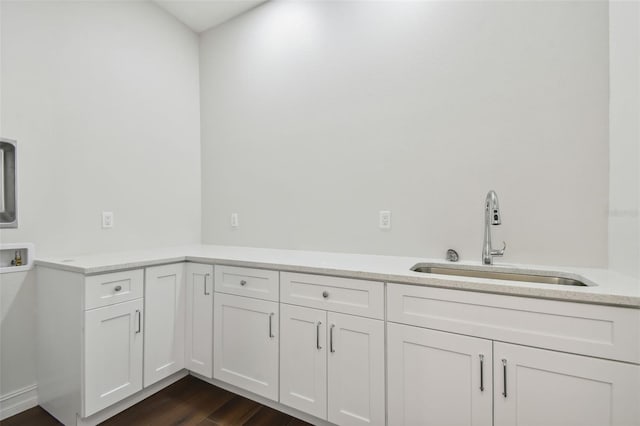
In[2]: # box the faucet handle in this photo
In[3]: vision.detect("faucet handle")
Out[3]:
[491,241,507,257]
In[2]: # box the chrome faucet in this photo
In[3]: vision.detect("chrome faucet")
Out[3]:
[482,190,506,265]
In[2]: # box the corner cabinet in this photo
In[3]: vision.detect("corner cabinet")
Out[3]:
[184,263,214,378]
[213,266,280,401]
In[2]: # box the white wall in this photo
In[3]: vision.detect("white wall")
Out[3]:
[0,0,201,406]
[0,1,201,257]
[609,1,640,279]
[200,1,609,268]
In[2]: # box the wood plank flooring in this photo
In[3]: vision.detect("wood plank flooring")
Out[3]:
[1,376,312,426]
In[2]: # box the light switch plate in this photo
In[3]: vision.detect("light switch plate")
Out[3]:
[379,210,391,230]
[230,213,239,228]
[102,211,114,229]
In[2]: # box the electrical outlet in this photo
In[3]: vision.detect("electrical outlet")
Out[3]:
[230,213,239,228]
[102,211,114,229]
[379,210,391,230]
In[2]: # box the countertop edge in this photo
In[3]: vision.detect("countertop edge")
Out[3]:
[35,253,640,309]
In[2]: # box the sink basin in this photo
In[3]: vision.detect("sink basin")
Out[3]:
[410,263,589,287]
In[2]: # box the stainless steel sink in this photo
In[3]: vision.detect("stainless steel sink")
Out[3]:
[410,263,590,287]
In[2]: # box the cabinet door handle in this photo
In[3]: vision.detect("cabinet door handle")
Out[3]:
[269,313,275,338]
[502,358,508,398]
[114,285,122,292]
[479,354,485,391]
[240,280,247,286]
[330,324,335,353]
[135,310,141,334]
[204,273,211,296]
[316,321,322,350]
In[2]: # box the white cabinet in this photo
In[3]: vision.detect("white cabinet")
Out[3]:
[327,312,385,426]
[494,342,640,426]
[387,283,640,426]
[214,292,279,401]
[280,304,327,419]
[144,263,186,387]
[84,299,144,416]
[279,305,385,426]
[185,263,214,378]
[387,322,492,426]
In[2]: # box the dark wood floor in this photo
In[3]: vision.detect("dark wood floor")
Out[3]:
[1,376,311,426]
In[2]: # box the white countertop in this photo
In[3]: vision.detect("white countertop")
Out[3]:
[35,244,640,308]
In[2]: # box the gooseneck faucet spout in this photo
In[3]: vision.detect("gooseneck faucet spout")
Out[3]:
[482,190,506,265]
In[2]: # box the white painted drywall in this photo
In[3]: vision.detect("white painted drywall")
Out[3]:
[609,1,640,279]
[200,1,609,268]
[0,0,201,404]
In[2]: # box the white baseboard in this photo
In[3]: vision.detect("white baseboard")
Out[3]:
[0,384,38,420]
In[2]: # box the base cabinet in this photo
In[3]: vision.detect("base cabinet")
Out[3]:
[280,304,385,426]
[387,323,492,426]
[214,292,279,401]
[84,299,144,417]
[280,304,327,419]
[185,263,214,378]
[144,263,186,387]
[327,312,385,426]
[494,342,640,426]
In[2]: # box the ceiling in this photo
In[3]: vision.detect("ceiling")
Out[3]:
[153,0,266,33]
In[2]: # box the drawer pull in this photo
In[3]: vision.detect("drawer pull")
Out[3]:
[269,313,275,338]
[316,321,322,350]
[204,273,211,296]
[502,358,508,398]
[240,280,247,286]
[330,324,335,353]
[322,291,329,298]
[114,285,122,292]
[479,354,484,391]
[135,310,141,334]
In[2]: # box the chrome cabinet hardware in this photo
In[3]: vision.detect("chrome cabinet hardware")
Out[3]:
[204,273,211,295]
[316,321,322,350]
[135,310,141,334]
[502,358,508,397]
[322,291,329,298]
[330,324,335,353]
[269,313,275,338]
[240,280,247,286]
[114,285,122,292]
[479,354,485,391]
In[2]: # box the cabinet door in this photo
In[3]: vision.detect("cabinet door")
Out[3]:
[185,263,214,378]
[327,312,384,426]
[144,263,185,387]
[387,323,492,426]
[494,342,640,426]
[84,299,143,416]
[280,304,327,419]
[214,293,279,401]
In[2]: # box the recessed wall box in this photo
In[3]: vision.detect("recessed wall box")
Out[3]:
[0,138,17,228]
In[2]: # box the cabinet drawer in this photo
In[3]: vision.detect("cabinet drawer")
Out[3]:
[387,283,640,363]
[281,272,384,319]
[85,269,144,310]
[214,265,279,301]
